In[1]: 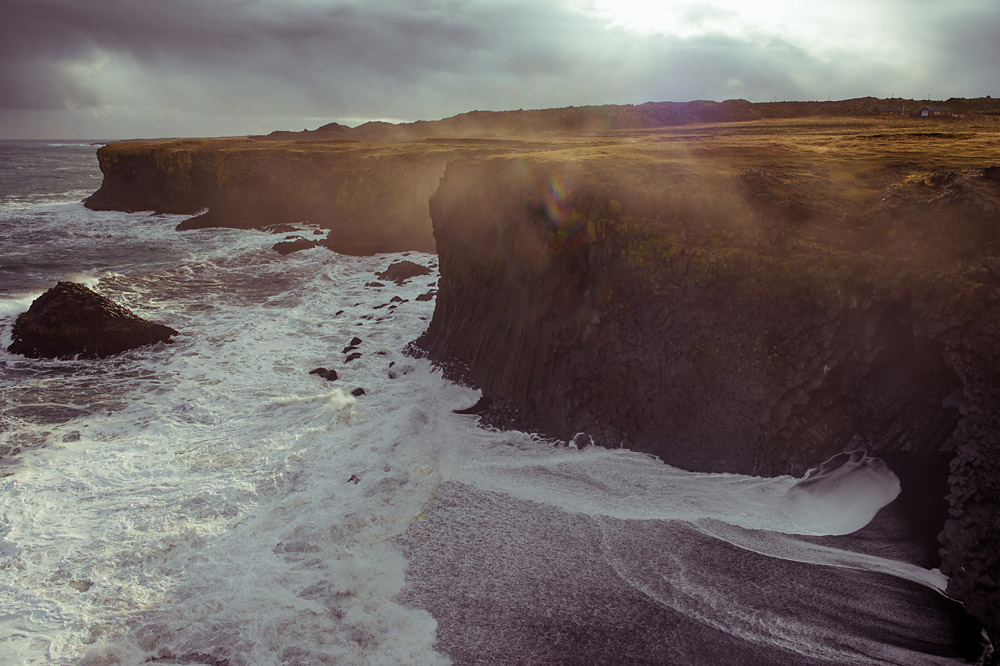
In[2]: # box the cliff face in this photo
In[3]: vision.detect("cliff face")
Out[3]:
[84,139,482,254]
[417,154,1000,643]
[84,141,219,214]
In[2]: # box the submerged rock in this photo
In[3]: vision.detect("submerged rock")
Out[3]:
[8,282,178,359]
[309,367,339,381]
[376,260,431,285]
[273,238,319,255]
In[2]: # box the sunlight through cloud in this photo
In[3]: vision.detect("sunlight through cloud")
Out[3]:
[563,0,902,55]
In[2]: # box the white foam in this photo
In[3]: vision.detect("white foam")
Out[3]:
[780,450,901,535]
[691,519,948,591]
[0,240,459,664]
[0,291,41,319]
[453,446,901,537]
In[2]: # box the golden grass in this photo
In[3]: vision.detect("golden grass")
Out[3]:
[103,115,999,228]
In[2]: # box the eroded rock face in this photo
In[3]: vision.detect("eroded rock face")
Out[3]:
[273,238,319,255]
[416,157,1000,645]
[376,260,432,285]
[7,282,179,359]
[84,139,461,255]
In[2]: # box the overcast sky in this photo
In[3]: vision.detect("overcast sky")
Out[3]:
[2,0,998,139]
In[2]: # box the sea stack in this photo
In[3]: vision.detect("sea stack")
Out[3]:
[7,281,179,359]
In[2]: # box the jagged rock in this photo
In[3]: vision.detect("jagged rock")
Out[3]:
[416,291,436,301]
[7,282,178,359]
[273,239,319,255]
[263,224,301,234]
[309,367,338,381]
[345,352,362,363]
[351,387,366,397]
[376,260,431,285]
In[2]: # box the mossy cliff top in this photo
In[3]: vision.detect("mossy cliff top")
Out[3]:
[86,115,1000,253]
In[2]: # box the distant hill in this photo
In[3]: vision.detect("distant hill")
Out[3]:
[252,96,1000,142]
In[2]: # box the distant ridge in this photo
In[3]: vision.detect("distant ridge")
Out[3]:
[253,96,1000,142]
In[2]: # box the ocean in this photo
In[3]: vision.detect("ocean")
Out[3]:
[0,140,986,665]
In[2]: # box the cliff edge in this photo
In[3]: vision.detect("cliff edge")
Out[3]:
[84,138,509,254]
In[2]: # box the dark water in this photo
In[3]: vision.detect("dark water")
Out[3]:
[0,141,225,301]
[0,141,105,204]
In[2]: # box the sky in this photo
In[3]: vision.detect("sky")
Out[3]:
[2,0,998,139]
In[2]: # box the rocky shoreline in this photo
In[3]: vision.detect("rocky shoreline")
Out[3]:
[84,114,1000,650]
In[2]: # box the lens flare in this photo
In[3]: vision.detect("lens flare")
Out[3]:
[544,175,571,226]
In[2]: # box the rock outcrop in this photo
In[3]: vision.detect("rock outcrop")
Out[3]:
[309,367,339,381]
[8,282,178,359]
[84,139,501,255]
[376,260,432,285]
[416,155,1000,645]
[273,238,319,255]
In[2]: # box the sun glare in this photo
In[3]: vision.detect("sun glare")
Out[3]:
[567,0,880,51]
[568,0,780,36]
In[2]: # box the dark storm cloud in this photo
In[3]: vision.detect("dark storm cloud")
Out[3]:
[2,0,539,106]
[1,0,997,138]
[0,2,484,121]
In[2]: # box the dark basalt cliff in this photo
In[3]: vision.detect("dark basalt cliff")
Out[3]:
[84,139,498,254]
[416,154,1000,645]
